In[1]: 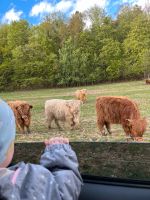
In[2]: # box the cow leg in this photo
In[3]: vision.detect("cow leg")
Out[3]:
[65,116,75,130]
[97,119,106,136]
[122,124,132,141]
[26,126,31,134]
[46,115,53,129]
[47,122,52,129]
[54,119,62,130]
[18,125,25,134]
[16,120,25,134]
[73,117,80,129]
[105,122,112,135]
[45,110,54,129]
[70,118,76,130]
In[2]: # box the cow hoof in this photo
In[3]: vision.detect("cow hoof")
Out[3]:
[101,132,107,136]
[134,137,143,142]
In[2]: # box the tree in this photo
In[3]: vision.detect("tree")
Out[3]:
[123,15,150,78]
[0,3,149,91]
[141,49,150,78]
[7,20,30,50]
[116,5,144,42]
[0,24,10,63]
[58,37,80,86]
[0,62,14,90]
[68,11,84,40]
[144,0,150,19]
[99,38,122,80]
[41,12,68,53]
[84,5,105,28]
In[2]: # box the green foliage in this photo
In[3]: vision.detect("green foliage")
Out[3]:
[68,11,84,39]
[0,4,149,91]
[13,77,47,90]
[123,14,150,78]
[100,38,122,80]
[7,20,30,50]
[0,62,14,90]
[84,5,105,28]
[141,49,150,78]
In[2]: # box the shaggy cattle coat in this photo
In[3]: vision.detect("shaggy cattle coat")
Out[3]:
[45,99,82,130]
[146,79,150,84]
[75,89,87,103]
[8,101,33,134]
[96,96,147,141]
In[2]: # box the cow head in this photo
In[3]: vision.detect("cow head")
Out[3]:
[126,118,147,141]
[80,90,87,103]
[16,104,33,126]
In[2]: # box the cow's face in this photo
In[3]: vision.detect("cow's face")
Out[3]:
[81,89,87,94]
[81,93,86,102]
[17,104,33,125]
[126,118,147,140]
[80,91,87,102]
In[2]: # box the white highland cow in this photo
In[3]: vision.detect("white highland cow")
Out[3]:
[45,99,82,130]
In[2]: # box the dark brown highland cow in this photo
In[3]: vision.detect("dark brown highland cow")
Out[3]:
[146,79,150,84]
[8,101,33,134]
[96,96,147,141]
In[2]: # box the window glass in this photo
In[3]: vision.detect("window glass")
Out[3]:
[0,1,150,181]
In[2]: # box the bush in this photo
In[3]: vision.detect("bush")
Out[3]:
[13,77,47,90]
[0,63,14,91]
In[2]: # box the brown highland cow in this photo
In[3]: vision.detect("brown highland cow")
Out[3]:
[146,79,150,84]
[75,89,87,103]
[8,100,33,134]
[96,96,147,141]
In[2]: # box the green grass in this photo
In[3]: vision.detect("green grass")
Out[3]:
[1,80,150,142]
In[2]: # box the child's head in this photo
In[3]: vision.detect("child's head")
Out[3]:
[0,99,16,168]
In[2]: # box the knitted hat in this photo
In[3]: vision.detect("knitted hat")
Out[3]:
[0,99,16,164]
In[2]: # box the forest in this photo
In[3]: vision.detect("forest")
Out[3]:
[0,4,150,91]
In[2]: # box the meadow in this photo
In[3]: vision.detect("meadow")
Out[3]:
[1,80,150,143]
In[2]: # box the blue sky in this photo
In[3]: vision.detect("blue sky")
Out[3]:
[0,0,146,24]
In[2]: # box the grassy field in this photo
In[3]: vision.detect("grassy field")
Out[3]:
[1,80,150,142]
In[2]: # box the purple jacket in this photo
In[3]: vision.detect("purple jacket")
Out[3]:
[0,144,83,200]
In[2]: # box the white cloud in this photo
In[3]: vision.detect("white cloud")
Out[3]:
[55,0,73,12]
[122,0,148,8]
[84,18,92,29]
[30,1,53,17]
[30,0,107,19]
[133,0,148,8]
[2,8,23,24]
[30,0,73,18]
[29,0,148,20]
[71,0,107,29]
[72,0,107,13]
[122,0,135,3]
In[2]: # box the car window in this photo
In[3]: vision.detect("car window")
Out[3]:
[1,1,150,181]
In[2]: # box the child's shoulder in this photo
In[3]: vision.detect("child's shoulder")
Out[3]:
[0,167,14,179]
